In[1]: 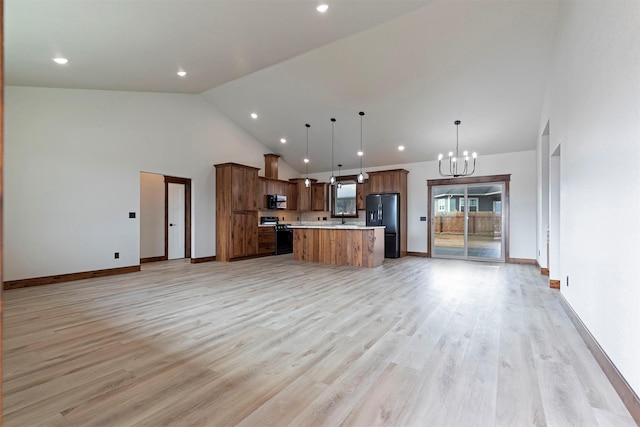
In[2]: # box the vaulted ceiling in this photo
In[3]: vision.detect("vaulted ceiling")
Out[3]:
[6,0,559,173]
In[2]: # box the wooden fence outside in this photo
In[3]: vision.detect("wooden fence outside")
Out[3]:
[434,212,501,235]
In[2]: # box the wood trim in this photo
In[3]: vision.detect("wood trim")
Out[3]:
[190,256,217,264]
[3,266,141,290]
[164,176,192,259]
[503,179,510,261]
[426,174,511,187]
[0,0,4,417]
[214,162,260,171]
[541,268,549,276]
[229,254,268,262]
[558,294,640,425]
[507,257,536,265]
[140,256,167,263]
[407,251,429,257]
[550,279,560,289]
[366,169,409,176]
[427,184,433,258]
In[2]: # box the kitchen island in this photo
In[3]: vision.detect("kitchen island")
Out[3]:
[290,225,385,268]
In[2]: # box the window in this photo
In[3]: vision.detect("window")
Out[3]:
[438,199,446,212]
[460,197,478,212]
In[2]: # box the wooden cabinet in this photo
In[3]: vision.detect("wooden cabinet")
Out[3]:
[215,163,260,261]
[290,178,316,212]
[232,212,258,258]
[258,177,268,209]
[365,169,409,257]
[356,179,369,210]
[258,177,298,210]
[311,182,328,211]
[258,226,275,255]
[231,166,258,211]
[367,169,408,195]
[286,182,297,211]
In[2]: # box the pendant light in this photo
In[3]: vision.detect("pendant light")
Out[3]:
[357,111,365,184]
[304,123,311,187]
[438,120,477,177]
[337,164,343,189]
[329,118,336,186]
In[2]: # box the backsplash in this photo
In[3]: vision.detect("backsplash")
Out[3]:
[258,210,365,225]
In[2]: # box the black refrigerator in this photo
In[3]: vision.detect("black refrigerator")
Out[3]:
[366,193,400,258]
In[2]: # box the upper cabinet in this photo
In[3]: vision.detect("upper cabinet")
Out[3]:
[290,178,309,212]
[259,177,298,211]
[356,179,369,211]
[231,165,259,211]
[367,169,408,195]
[312,182,328,211]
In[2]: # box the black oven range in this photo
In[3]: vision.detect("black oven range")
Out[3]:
[260,217,292,255]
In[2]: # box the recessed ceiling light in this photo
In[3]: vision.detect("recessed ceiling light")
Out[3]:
[52,57,69,65]
[251,113,258,119]
[398,145,405,151]
[177,71,187,77]
[357,150,363,156]
[280,138,287,144]
[304,158,309,163]
[316,4,329,13]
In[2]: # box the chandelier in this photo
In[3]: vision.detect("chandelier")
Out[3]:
[438,120,477,177]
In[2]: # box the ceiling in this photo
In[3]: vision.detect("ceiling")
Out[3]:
[6,0,559,174]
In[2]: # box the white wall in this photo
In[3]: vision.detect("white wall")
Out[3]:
[140,172,165,259]
[309,149,537,259]
[538,1,640,394]
[4,86,297,280]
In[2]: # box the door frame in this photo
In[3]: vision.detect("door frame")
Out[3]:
[164,175,192,259]
[427,174,511,261]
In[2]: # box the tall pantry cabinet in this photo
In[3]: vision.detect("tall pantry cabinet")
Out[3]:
[215,163,259,261]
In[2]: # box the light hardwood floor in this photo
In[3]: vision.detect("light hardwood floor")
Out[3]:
[3,256,636,426]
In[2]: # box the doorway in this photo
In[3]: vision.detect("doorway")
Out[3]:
[164,176,191,260]
[428,175,510,262]
[140,173,191,262]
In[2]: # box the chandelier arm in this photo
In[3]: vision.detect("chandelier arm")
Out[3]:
[439,160,447,177]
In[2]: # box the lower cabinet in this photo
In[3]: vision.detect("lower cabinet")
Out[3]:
[231,212,258,258]
[258,226,275,255]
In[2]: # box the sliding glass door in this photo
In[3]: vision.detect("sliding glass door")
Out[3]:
[431,182,505,261]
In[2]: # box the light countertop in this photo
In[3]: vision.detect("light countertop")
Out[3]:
[289,225,385,230]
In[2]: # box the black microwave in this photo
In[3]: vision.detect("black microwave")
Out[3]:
[267,194,287,210]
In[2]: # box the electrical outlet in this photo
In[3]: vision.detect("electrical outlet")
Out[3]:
[323,217,327,221]
[129,212,136,219]
[566,276,569,287]
[114,252,120,259]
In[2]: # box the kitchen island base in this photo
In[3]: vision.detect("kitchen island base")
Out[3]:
[292,226,385,268]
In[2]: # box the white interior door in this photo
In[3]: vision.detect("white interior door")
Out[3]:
[168,183,185,259]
